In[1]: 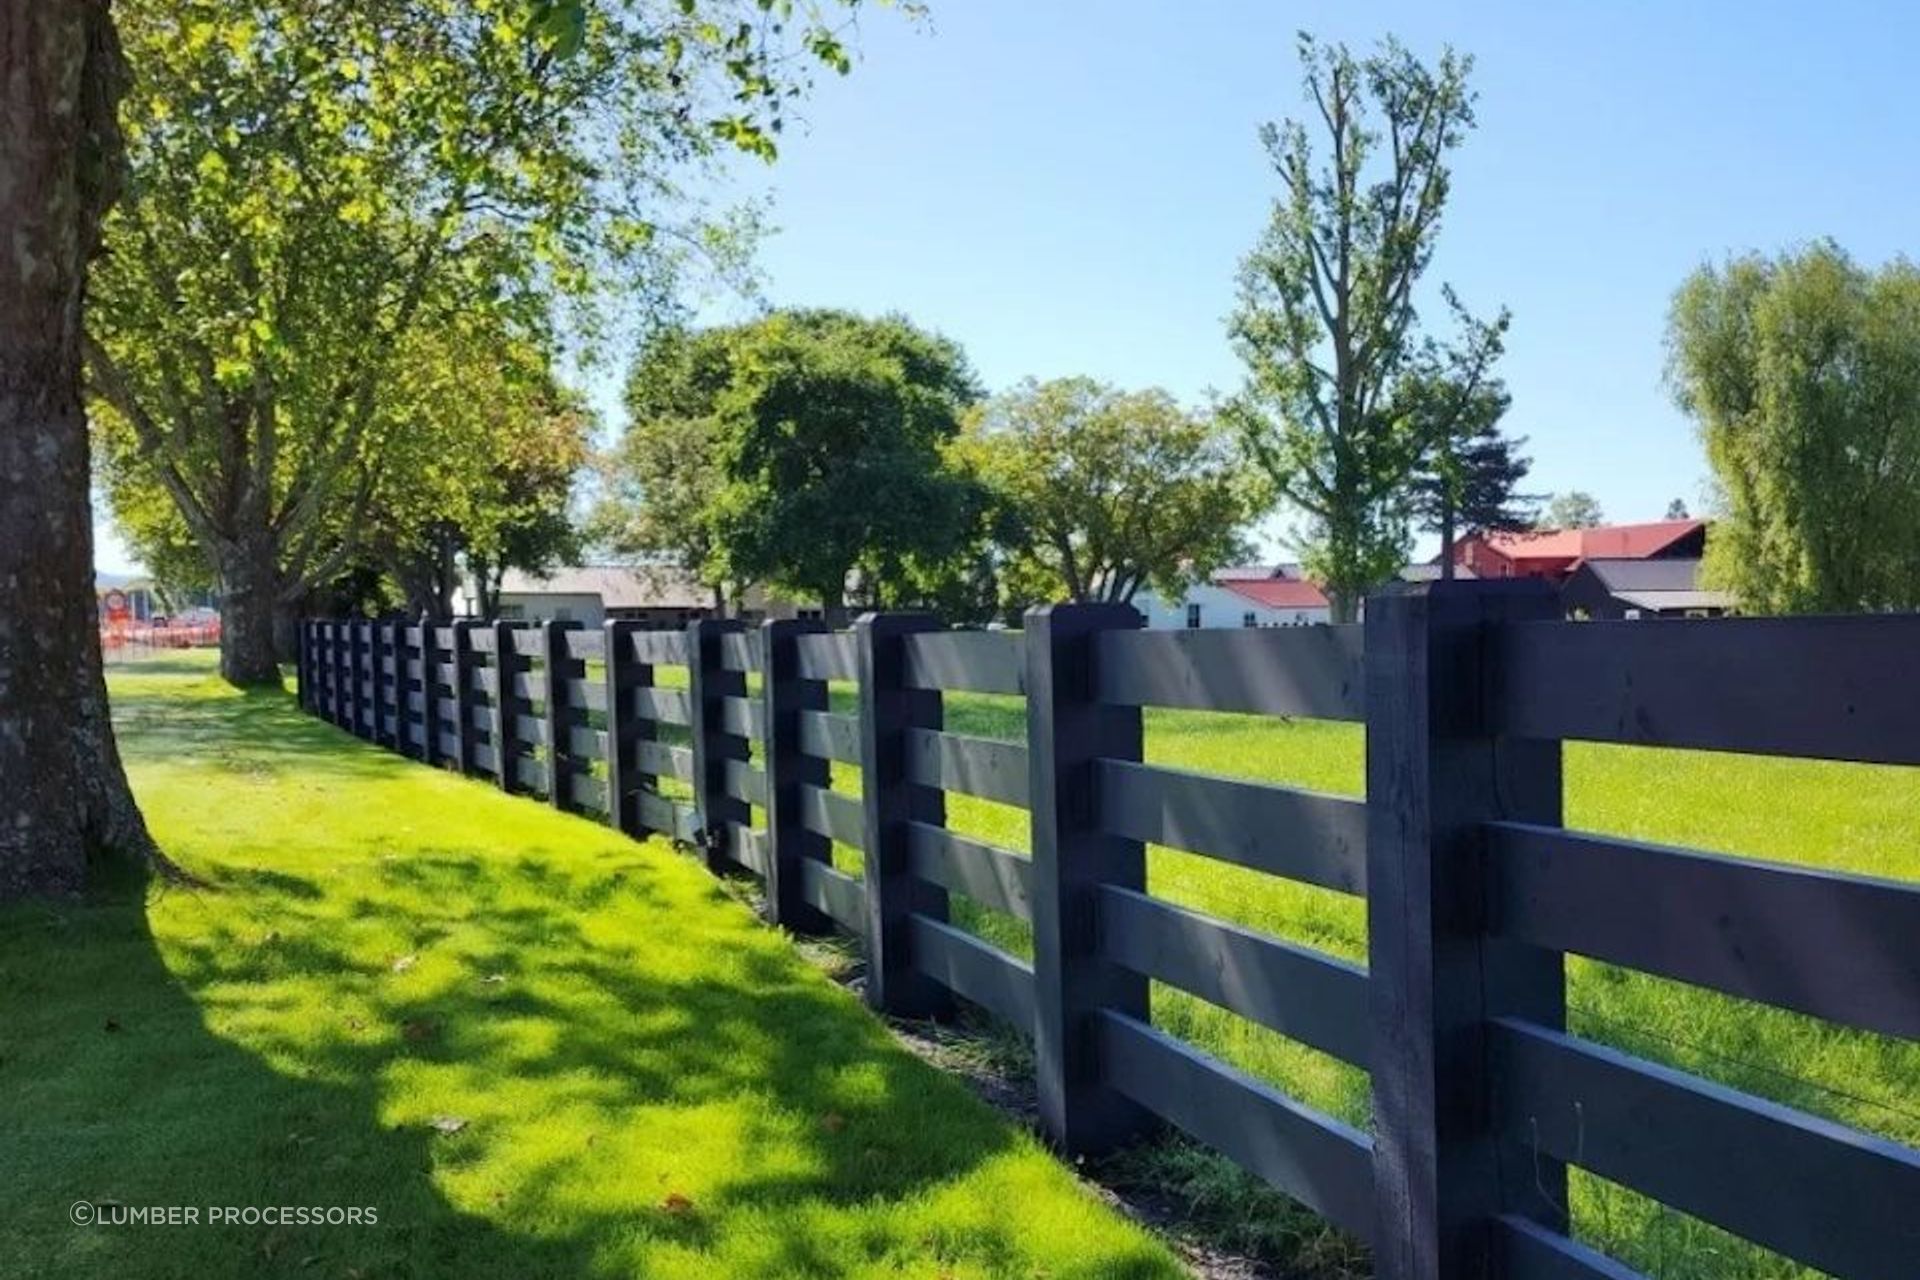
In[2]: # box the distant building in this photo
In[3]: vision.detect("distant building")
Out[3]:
[1449,519,1706,584]
[491,565,829,629]
[1132,570,1331,629]
[1397,562,1478,584]
[1560,558,1734,620]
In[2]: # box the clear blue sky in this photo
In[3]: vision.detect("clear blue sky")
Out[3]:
[93,0,1920,573]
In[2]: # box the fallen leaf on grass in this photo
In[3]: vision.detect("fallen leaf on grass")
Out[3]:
[480,974,506,986]
[103,1019,121,1033]
[429,1116,467,1135]
[820,1112,846,1133]
[659,1192,695,1216]
[390,954,417,973]
[401,1019,437,1043]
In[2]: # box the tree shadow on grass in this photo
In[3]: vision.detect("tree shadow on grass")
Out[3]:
[0,888,597,1279]
[5,669,1176,1278]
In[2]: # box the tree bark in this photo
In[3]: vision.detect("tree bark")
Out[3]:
[0,0,163,900]
[216,540,284,686]
[271,601,301,663]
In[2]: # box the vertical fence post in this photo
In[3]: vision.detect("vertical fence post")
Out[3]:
[380,618,396,751]
[452,620,480,776]
[336,622,347,726]
[420,617,441,768]
[687,618,748,872]
[344,621,358,733]
[602,620,640,836]
[856,612,952,1019]
[491,620,519,793]
[630,632,669,838]
[371,620,390,745]
[391,617,410,752]
[762,618,832,932]
[1025,602,1152,1153]
[544,619,579,811]
[1365,579,1567,1280]
[387,618,407,751]
[354,619,373,738]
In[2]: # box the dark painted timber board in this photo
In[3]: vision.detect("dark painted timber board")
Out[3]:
[1490,1018,1920,1280]
[1098,1011,1375,1241]
[1098,886,1370,1067]
[1096,759,1366,897]
[1095,625,1365,720]
[1489,821,1920,1040]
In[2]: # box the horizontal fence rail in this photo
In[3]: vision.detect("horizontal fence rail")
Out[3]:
[298,582,1920,1280]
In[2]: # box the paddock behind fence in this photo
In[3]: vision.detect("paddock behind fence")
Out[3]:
[298,580,1920,1280]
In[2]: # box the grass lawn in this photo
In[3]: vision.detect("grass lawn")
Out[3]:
[0,655,1182,1280]
[794,685,1920,1280]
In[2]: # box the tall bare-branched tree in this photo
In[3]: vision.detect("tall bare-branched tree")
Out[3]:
[1229,33,1504,620]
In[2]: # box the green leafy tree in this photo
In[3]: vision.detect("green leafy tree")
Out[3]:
[1229,33,1505,620]
[87,0,871,686]
[959,377,1266,605]
[591,327,742,612]
[600,309,985,611]
[1539,490,1605,530]
[0,0,165,897]
[355,316,588,620]
[1668,243,1920,613]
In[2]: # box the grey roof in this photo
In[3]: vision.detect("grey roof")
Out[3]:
[1581,558,1707,592]
[1213,563,1307,581]
[1614,589,1736,613]
[1399,563,1478,582]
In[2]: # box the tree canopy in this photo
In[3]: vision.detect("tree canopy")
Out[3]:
[598,309,987,610]
[1229,33,1504,620]
[87,0,870,683]
[958,378,1265,605]
[1539,490,1606,530]
[1668,243,1920,613]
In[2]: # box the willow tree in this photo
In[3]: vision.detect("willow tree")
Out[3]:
[1668,244,1920,613]
[0,0,160,898]
[87,0,871,685]
[1229,33,1504,621]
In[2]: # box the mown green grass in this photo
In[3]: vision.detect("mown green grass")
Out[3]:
[0,655,1182,1280]
[791,684,1920,1280]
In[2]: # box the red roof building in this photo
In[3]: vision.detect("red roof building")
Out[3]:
[1450,519,1707,584]
[1217,577,1331,611]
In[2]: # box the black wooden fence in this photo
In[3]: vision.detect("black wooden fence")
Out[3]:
[298,580,1920,1280]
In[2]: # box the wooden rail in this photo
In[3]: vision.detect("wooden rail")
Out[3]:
[299,584,1920,1280]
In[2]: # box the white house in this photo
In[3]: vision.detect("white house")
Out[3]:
[1132,574,1332,629]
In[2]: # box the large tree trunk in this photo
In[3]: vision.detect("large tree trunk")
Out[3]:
[216,540,284,686]
[0,0,161,900]
[271,601,301,663]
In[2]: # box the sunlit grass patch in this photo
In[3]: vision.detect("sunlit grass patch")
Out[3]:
[0,654,1180,1280]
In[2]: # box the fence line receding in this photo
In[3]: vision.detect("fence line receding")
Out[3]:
[298,580,1920,1280]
